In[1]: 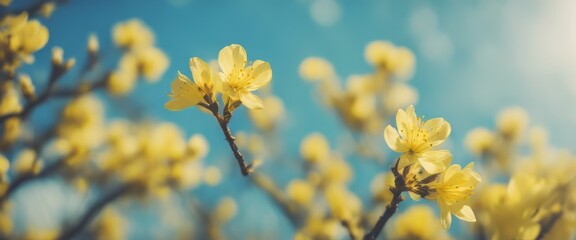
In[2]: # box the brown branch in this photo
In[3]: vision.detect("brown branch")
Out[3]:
[0,156,67,203]
[58,184,134,240]
[363,159,405,240]
[204,102,252,176]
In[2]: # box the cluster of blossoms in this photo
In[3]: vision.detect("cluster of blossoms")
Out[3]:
[466,108,576,240]
[383,105,481,230]
[165,44,272,112]
[299,40,417,136]
[106,19,169,96]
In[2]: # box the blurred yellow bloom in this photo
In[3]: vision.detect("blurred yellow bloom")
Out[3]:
[133,46,169,82]
[430,163,481,229]
[94,208,125,240]
[18,74,35,101]
[496,107,528,140]
[218,44,272,109]
[464,127,495,156]
[88,33,99,53]
[384,105,452,174]
[112,19,154,49]
[364,40,415,78]
[214,197,237,223]
[39,2,56,18]
[0,0,10,6]
[0,154,9,174]
[14,148,42,175]
[165,57,219,111]
[22,229,59,240]
[389,205,450,240]
[325,185,362,221]
[248,95,285,131]
[383,84,418,113]
[299,57,334,82]
[187,134,209,160]
[286,179,315,206]
[9,19,49,55]
[203,166,222,186]
[300,132,330,163]
[370,173,394,203]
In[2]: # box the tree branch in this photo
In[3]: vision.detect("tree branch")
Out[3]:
[204,102,252,176]
[58,184,134,240]
[0,156,67,203]
[363,159,405,240]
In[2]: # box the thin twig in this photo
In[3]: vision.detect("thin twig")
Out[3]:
[0,156,67,203]
[57,184,134,240]
[363,159,405,240]
[204,102,252,176]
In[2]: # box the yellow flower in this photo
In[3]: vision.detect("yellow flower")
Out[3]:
[112,19,154,49]
[0,0,11,6]
[299,57,334,82]
[431,163,481,230]
[218,44,272,109]
[464,127,495,156]
[384,105,452,174]
[132,46,169,82]
[165,57,219,111]
[286,179,315,206]
[9,19,49,55]
[300,132,330,163]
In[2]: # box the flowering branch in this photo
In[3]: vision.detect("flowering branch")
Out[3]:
[363,159,406,240]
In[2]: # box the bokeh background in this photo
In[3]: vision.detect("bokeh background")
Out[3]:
[9,0,576,239]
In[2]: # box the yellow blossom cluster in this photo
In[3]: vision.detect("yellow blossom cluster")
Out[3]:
[291,132,362,239]
[165,44,272,112]
[468,111,576,240]
[98,120,209,198]
[299,40,418,135]
[384,105,481,230]
[464,107,529,171]
[0,12,49,73]
[107,19,169,95]
[387,205,452,240]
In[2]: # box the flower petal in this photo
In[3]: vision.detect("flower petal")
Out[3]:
[408,191,421,201]
[384,125,408,152]
[165,99,197,111]
[218,44,247,77]
[451,204,476,222]
[418,150,451,174]
[438,200,452,230]
[189,57,212,90]
[240,92,263,110]
[246,60,272,91]
[398,153,418,170]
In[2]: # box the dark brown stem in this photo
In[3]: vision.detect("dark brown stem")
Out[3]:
[205,102,252,176]
[536,212,562,240]
[58,184,134,240]
[0,156,67,203]
[363,159,405,240]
